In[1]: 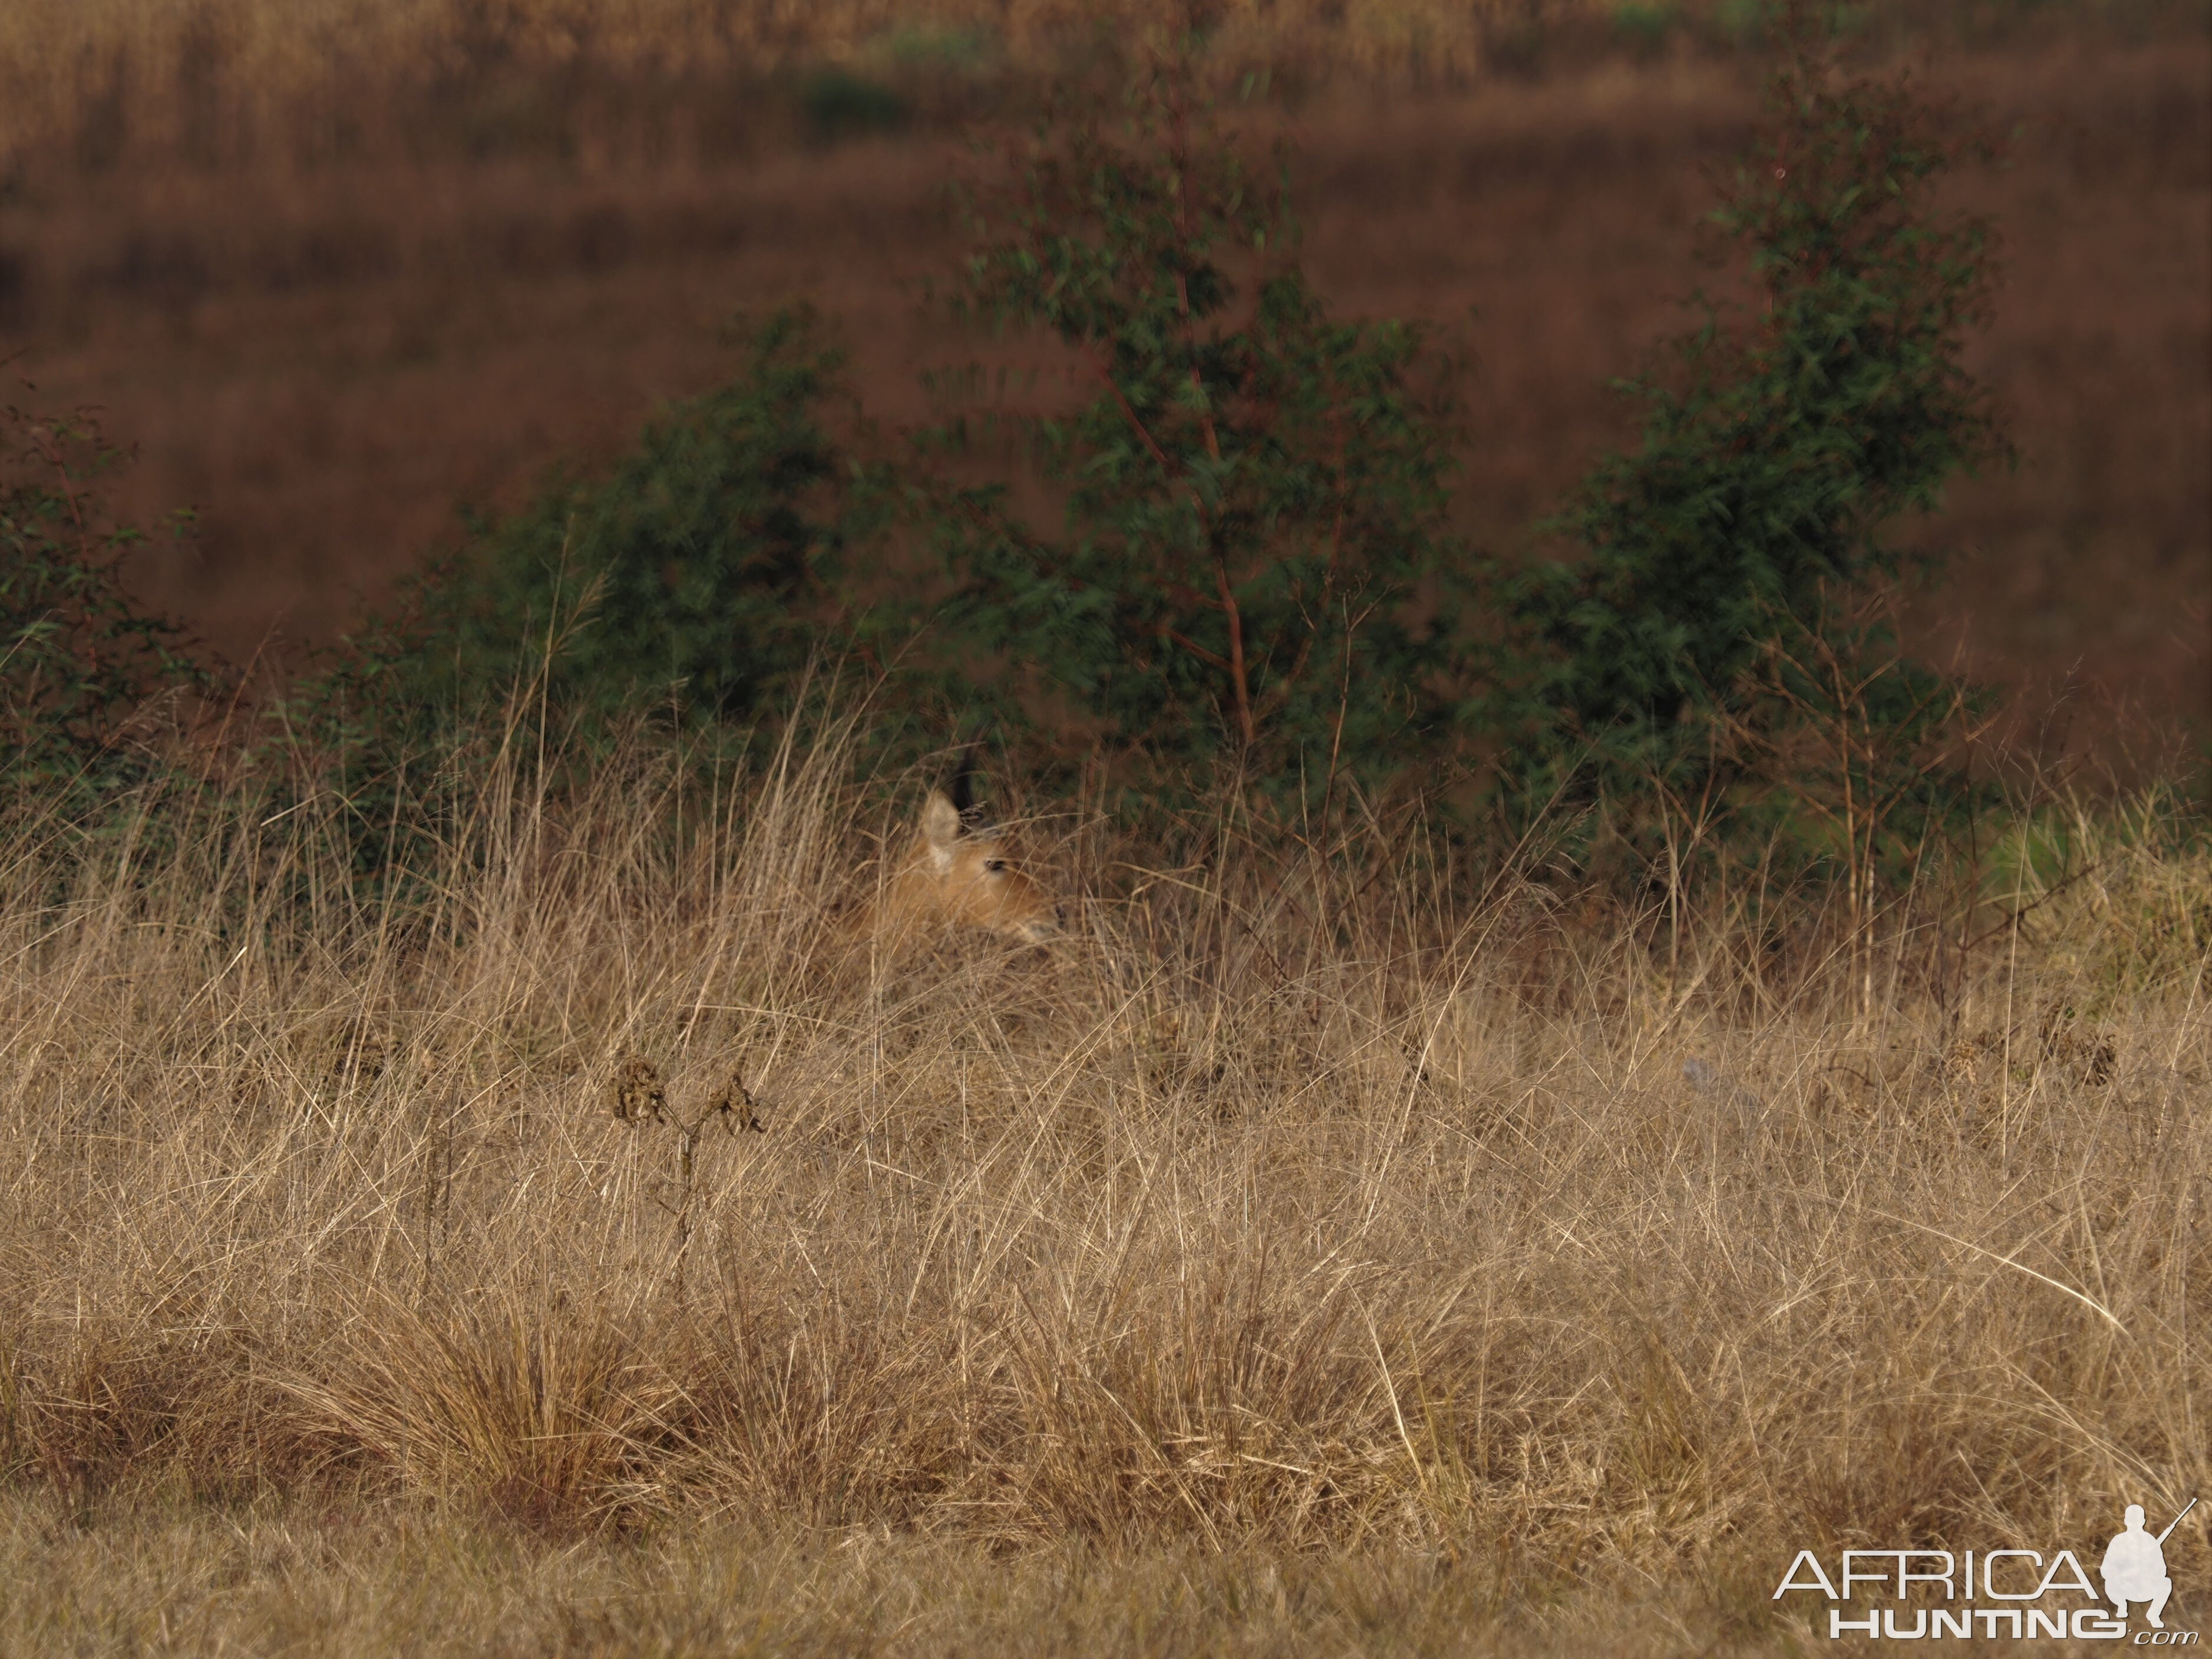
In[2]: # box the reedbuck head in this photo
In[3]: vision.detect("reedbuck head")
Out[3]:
[863,763,1059,951]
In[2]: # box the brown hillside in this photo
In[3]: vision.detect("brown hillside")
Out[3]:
[1,31,2204,763]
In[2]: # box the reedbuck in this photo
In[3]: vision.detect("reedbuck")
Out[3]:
[857,764,1059,952]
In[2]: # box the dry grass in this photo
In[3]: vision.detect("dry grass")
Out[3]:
[2,0,2185,178]
[0,1497,1802,1655]
[1,713,2206,1651]
[0,0,1600,181]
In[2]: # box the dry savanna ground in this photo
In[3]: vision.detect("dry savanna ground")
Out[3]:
[1,715,2207,1654]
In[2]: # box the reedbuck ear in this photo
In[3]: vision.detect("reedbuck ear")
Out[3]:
[920,789,963,866]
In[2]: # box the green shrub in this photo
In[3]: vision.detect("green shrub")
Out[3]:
[910,54,1470,816]
[282,311,863,884]
[1493,32,2008,856]
[346,308,857,751]
[1,406,204,812]
[1614,3,1681,57]
[798,67,911,146]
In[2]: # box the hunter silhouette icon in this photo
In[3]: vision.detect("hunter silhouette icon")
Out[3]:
[2104,1500,2196,1628]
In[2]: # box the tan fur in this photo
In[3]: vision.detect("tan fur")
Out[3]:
[857,788,1058,952]
[849,796,1057,959]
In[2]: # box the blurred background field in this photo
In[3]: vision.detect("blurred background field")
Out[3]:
[0,0,2203,770]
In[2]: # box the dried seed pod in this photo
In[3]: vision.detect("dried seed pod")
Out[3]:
[705,1067,765,1133]
[1939,1033,1989,1090]
[612,1056,666,1123]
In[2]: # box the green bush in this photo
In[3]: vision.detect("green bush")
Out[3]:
[1613,3,1681,58]
[911,55,1470,815]
[1494,34,2008,855]
[1,406,204,813]
[344,309,858,753]
[280,311,863,885]
[798,67,911,146]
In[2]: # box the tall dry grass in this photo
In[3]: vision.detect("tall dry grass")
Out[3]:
[0,717,2206,1649]
[0,0,1589,179]
[4,0,2180,182]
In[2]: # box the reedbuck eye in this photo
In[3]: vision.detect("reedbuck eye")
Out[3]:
[983,857,1008,873]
